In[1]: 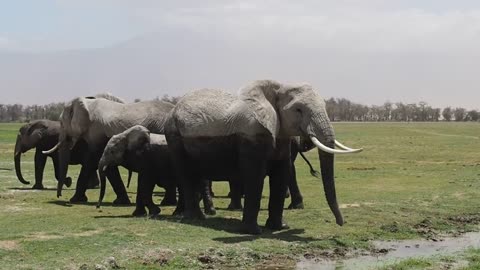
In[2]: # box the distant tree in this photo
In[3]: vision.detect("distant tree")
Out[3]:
[6,104,23,122]
[442,107,453,121]
[325,98,337,121]
[134,98,141,103]
[465,110,479,121]
[453,107,467,121]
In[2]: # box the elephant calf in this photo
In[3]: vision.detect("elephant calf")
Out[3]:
[14,119,98,189]
[97,125,217,217]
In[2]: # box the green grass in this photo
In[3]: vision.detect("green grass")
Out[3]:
[0,122,479,269]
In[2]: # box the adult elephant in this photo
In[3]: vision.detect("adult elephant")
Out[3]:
[165,80,362,234]
[14,119,99,189]
[43,96,174,203]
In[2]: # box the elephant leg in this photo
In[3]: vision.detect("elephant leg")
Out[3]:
[208,181,215,197]
[132,174,147,217]
[105,166,130,205]
[52,155,72,188]
[173,185,185,216]
[168,136,204,220]
[70,164,91,203]
[265,158,290,231]
[139,173,160,218]
[201,180,216,216]
[32,149,47,189]
[227,179,243,210]
[239,140,268,235]
[70,151,99,203]
[287,162,304,209]
[160,184,177,206]
[87,170,100,189]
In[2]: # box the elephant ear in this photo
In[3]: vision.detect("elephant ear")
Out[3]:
[126,126,151,151]
[68,98,91,139]
[240,80,281,139]
[26,121,47,139]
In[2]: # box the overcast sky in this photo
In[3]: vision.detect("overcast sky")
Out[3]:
[1,1,479,109]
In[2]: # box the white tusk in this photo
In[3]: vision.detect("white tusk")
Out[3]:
[42,141,61,154]
[335,140,363,152]
[310,137,363,154]
[102,166,107,172]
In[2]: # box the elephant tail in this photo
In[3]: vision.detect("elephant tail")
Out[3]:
[299,152,321,179]
[127,170,133,188]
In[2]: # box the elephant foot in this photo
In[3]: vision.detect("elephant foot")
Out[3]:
[160,197,177,206]
[32,183,44,190]
[227,201,243,211]
[287,201,304,210]
[265,218,290,231]
[148,205,161,219]
[241,222,262,235]
[132,207,147,217]
[69,194,88,203]
[113,196,131,205]
[204,207,217,216]
[64,177,72,188]
[182,208,206,220]
[172,206,184,217]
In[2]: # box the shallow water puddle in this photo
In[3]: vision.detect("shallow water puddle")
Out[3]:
[297,231,480,269]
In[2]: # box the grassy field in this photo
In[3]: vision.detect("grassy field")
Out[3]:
[0,122,479,269]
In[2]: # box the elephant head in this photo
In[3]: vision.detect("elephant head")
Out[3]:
[97,125,150,208]
[43,94,125,198]
[240,80,362,225]
[14,120,56,185]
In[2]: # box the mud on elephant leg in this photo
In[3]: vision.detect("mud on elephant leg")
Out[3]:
[200,180,216,216]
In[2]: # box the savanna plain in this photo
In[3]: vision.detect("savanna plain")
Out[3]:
[0,122,480,269]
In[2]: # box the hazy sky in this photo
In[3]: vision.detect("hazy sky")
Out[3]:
[1,1,479,109]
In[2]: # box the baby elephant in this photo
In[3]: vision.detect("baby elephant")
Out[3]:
[97,125,216,217]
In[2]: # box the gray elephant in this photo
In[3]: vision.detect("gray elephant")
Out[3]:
[97,125,221,217]
[43,95,175,204]
[165,80,362,234]
[14,119,99,189]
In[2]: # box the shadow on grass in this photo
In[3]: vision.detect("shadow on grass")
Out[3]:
[92,212,317,242]
[8,187,59,191]
[0,167,12,171]
[46,200,135,207]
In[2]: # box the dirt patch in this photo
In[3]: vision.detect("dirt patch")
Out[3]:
[0,204,40,213]
[339,203,361,209]
[448,214,480,225]
[0,240,19,251]
[138,248,173,266]
[26,229,103,241]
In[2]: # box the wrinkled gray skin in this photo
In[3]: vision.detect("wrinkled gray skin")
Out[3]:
[166,80,344,234]
[14,119,98,189]
[97,125,219,217]
[50,94,174,203]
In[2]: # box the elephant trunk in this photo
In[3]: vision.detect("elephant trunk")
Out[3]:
[309,112,344,226]
[97,160,108,208]
[56,142,71,198]
[318,147,344,226]
[14,135,30,185]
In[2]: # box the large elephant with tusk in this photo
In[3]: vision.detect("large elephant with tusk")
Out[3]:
[165,80,362,234]
[43,94,175,203]
[14,119,100,189]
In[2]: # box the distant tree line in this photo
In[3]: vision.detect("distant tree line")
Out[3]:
[0,96,478,122]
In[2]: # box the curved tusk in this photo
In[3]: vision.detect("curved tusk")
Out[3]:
[310,137,363,154]
[42,141,61,154]
[102,166,107,172]
[335,140,363,152]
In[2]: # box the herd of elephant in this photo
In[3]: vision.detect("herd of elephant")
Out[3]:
[13,80,362,234]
